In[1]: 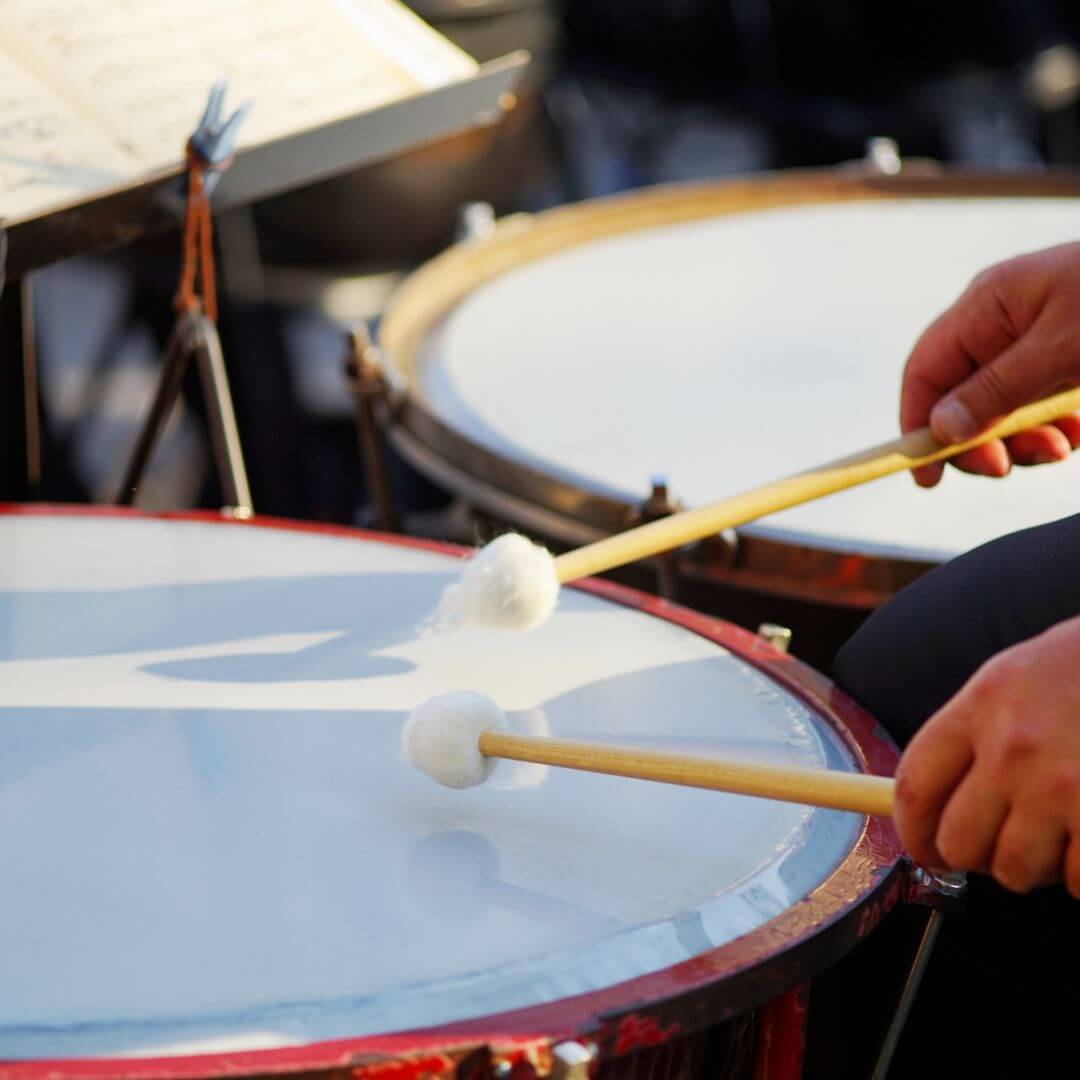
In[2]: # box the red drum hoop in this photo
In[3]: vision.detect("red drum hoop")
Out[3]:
[0,506,903,1080]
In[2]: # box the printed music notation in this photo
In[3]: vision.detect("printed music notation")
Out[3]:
[0,0,476,221]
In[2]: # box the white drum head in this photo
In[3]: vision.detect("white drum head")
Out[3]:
[417,196,1080,561]
[0,513,882,1062]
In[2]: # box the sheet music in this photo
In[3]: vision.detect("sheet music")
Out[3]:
[0,47,140,220]
[0,0,479,219]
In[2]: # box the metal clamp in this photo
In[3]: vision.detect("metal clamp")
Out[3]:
[188,80,252,196]
[906,864,967,914]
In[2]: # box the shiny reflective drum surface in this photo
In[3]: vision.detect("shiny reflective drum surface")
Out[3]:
[378,172,1080,632]
[0,509,899,1077]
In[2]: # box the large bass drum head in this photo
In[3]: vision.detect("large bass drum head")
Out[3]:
[0,510,899,1075]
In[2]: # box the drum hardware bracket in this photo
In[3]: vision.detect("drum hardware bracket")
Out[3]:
[864,136,903,176]
[346,324,402,532]
[757,623,793,653]
[548,1040,597,1080]
[117,82,253,515]
[699,526,740,569]
[905,864,967,914]
[456,201,498,243]
[629,477,683,602]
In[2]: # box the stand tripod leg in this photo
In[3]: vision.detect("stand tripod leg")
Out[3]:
[869,907,946,1080]
[192,314,252,516]
[116,318,195,505]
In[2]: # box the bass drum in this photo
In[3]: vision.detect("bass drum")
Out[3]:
[0,507,901,1079]
[377,170,1080,667]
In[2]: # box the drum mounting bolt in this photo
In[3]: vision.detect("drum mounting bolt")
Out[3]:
[550,1040,596,1080]
[757,623,793,653]
[864,136,902,175]
[457,201,497,243]
[492,1061,513,1080]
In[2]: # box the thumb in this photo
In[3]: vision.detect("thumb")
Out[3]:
[929,334,1058,443]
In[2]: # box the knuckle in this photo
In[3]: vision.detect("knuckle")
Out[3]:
[970,362,1019,413]
[1047,764,1080,805]
[992,845,1036,893]
[969,265,1005,295]
[935,828,971,871]
[997,724,1044,766]
[968,649,1026,714]
[973,652,1015,696]
[894,769,933,816]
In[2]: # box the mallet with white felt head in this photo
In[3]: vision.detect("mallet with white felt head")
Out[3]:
[436,387,1080,633]
[403,691,895,817]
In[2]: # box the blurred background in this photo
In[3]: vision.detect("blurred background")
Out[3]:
[21,0,1080,523]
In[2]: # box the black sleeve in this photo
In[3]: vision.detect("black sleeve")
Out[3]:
[834,509,1080,746]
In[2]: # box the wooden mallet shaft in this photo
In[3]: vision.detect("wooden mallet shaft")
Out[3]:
[554,387,1080,583]
[479,731,895,817]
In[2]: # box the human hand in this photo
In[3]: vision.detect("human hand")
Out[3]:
[901,242,1080,487]
[894,615,1080,896]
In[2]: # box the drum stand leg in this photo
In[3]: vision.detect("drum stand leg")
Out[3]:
[117,310,253,515]
[345,325,400,533]
[869,869,966,1080]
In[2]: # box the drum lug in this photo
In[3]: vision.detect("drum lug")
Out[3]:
[757,622,792,653]
[456,201,498,243]
[905,864,967,913]
[863,136,903,176]
[632,477,683,602]
[549,1040,597,1080]
[345,324,401,532]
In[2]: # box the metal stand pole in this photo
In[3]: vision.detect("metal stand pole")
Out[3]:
[869,909,945,1080]
[192,314,252,515]
[869,869,966,1080]
[346,326,400,532]
[116,316,196,506]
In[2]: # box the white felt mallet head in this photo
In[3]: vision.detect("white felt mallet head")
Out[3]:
[402,690,508,789]
[437,533,559,632]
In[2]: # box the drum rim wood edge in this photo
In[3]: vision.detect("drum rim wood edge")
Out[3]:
[0,504,903,1080]
[376,167,1080,609]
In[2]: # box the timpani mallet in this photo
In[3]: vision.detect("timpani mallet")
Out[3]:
[402,691,895,817]
[438,386,1080,631]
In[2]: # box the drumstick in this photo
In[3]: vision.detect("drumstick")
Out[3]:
[478,731,895,817]
[402,691,895,817]
[438,387,1080,631]
[554,385,1080,582]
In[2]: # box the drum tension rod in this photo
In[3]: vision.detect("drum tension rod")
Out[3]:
[345,324,400,533]
[870,867,967,1080]
[633,477,682,602]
